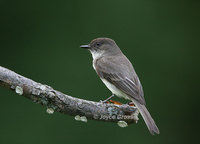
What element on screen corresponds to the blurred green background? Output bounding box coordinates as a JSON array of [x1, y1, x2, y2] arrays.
[[0, 0, 199, 144]]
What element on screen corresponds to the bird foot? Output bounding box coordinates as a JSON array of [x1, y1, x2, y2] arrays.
[[100, 94, 115, 103]]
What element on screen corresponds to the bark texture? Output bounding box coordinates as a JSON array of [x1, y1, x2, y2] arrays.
[[0, 66, 138, 125]]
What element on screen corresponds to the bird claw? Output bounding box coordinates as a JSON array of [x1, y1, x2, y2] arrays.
[[99, 94, 115, 103], [99, 100, 108, 103]]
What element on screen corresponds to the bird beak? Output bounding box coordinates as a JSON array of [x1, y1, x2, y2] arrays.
[[80, 45, 90, 49]]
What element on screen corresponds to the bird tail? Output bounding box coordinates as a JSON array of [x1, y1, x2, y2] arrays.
[[133, 101, 160, 135]]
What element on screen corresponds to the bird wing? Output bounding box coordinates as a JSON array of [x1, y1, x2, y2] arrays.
[[95, 56, 146, 105]]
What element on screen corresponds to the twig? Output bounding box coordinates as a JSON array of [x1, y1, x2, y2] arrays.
[[0, 66, 138, 126]]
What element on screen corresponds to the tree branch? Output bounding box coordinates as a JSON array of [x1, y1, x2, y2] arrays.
[[0, 66, 138, 126]]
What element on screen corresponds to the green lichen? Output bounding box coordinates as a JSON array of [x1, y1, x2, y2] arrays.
[[107, 106, 118, 116], [117, 121, 128, 128], [74, 115, 88, 123], [46, 108, 54, 114], [15, 86, 23, 95]]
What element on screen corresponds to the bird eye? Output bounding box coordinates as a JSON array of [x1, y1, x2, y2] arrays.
[[96, 42, 101, 47]]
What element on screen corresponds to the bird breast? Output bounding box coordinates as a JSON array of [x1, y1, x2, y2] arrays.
[[100, 78, 131, 100], [90, 50, 104, 70]]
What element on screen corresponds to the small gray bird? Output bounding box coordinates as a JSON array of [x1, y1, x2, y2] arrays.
[[80, 38, 159, 135]]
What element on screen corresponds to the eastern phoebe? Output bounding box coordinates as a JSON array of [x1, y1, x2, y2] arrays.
[[80, 38, 159, 135]]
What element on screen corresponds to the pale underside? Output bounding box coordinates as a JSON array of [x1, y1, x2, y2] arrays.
[[90, 50, 134, 101], [100, 78, 131, 100]]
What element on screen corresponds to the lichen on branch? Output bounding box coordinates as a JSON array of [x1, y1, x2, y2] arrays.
[[0, 66, 138, 126]]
